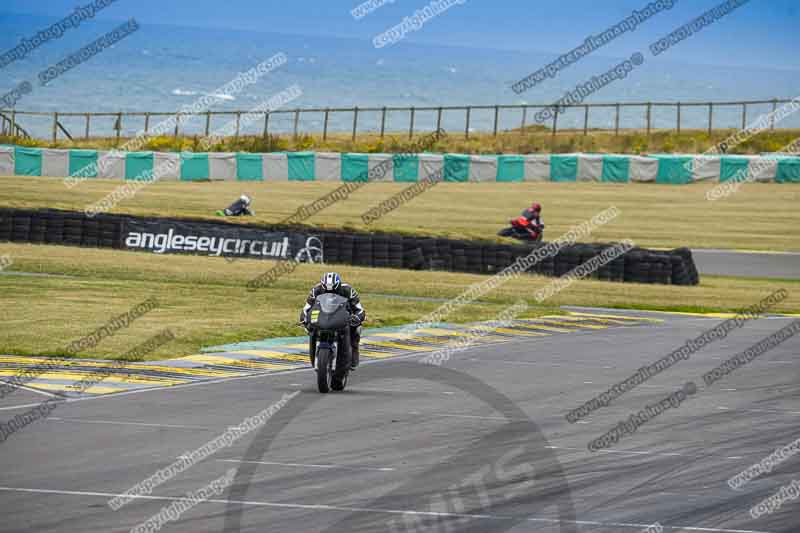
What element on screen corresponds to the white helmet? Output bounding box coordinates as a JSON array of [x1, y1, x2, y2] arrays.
[[240, 194, 251, 205], [321, 272, 341, 292]]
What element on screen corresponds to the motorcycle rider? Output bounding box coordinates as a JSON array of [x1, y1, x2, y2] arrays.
[[300, 272, 366, 370], [520, 202, 544, 239], [216, 194, 254, 216], [523, 202, 543, 225]]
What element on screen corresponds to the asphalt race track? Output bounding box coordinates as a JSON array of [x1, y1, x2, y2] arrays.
[[692, 250, 800, 279], [0, 310, 798, 533]]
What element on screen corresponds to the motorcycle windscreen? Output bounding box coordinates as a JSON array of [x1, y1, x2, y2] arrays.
[[311, 294, 350, 330]]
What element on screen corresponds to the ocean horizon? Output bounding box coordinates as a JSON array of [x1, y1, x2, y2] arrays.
[[2, 12, 799, 138]]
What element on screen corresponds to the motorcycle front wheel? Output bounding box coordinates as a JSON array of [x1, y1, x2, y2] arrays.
[[316, 347, 333, 393]]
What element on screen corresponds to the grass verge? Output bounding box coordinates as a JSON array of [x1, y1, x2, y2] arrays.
[[1, 177, 798, 251], [0, 243, 797, 360], [3, 128, 799, 155]]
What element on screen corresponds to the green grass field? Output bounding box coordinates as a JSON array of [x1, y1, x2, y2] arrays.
[[0, 242, 798, 360], [2, 176, 798, 251]]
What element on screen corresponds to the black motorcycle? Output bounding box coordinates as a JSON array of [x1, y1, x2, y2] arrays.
[[306, 293, 352, 393]]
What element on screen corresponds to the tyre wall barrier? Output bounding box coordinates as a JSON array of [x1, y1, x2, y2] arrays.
[[316, 230, 699, 286], [0, 208, 699, 286]]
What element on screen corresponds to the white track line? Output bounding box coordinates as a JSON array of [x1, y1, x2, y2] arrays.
[[0, 486, 773, 533], [409, 411, 510, 421], [47, 417, 212, 430], [217, 459, 395, 472]]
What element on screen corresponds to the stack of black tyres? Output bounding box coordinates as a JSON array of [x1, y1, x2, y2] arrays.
[[451, 242, 468, 272], [63, 214, 82, 246], [671, 247, 699, 285], [320, 233, 340, 264], [420, 238, 439, 270], [0, 211, 11, 242], [463, 241, 483, 273], [402, 236, 425, 270], [372, 235, 390, 268], [435, 239, 452, 271], [11, 212, 31, 243], [353, 234, 373, 267], [46, 213, 64, 245], [30, 214, 46, 244], [388, 236, 403, 269], [339, 234, 354, 265]]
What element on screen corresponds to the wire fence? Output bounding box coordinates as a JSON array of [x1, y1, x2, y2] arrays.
[[1, 98, 796, 144]]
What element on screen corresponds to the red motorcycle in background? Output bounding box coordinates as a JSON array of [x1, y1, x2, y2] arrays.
[[497, 215, 544, 242]]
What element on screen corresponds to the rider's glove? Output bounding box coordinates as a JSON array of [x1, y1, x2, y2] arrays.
[[350, 315, 362, 327]]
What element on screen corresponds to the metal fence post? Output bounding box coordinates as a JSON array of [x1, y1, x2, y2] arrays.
[[646, 103, 652, 136], [236, 111, 242, 140], [293, 110, 300, 140], [465, 107, 471, 139], [262, 112, 270, 139], [770, 98, 778, 130], [10, 111, 16, 138], [352, 107, 359, 142], [521, 106, 527, 132], [408, 106, 415, 139], [174, 113, 180, 138], [204, 111, 211, 136], [551, 107, 559, 142], [677, 103, 681, 135], [323, 108, 329, 141], [52, 112, 58, 143], [708, 103, 713, 136], [84, 114, 91, 140], [436, 107, 443, 133], [380, 107, 387, 138], [583, 105, 589, 136], [741, 103, 747, 130], [615, 104, 620, 136], [115, 112, 122, 144], [144, 112, 150, 135], [493, 105, 499, 137]]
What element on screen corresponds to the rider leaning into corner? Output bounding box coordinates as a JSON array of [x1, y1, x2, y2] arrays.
[[502, 201, 544, 240], [300, 272, 366, 370]]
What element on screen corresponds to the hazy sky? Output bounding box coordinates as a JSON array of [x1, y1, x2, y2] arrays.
[[2, 0, 798, 69]]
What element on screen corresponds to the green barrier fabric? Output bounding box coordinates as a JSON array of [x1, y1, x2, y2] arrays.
[[601, 155, 630, 183], [14, 147, 42, 176], [125, 152, 155, 180], [180, 153, 209, 181], [444, 154, 469, 182], [550, 155, 577, 182], [69, 150, 98, 178], [341, 153, 369, 182], [236, 153, 263, 181], [496, 155, 524, 182], [775, 158, 800, 183], [719, 157, 750, 182], [287, 152, 315, 181], [393, 154, 419, 182], [655, 156, 693, 184]]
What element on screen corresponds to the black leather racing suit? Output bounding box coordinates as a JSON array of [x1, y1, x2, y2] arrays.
[[301, 283, 366, 368]]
